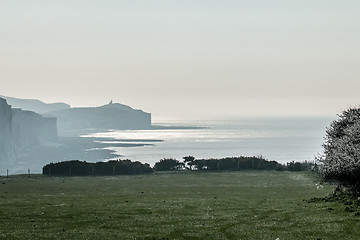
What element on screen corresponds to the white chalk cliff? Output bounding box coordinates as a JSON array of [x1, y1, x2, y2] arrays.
[[0, 97, 58, 169]]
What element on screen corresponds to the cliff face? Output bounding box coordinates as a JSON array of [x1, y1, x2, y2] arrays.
[[0, 97, 58, 169], [0, 98, 15, 166], [12, 109, 58, 148]]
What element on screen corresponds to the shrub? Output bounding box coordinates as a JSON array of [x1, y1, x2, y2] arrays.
[[154, 158, 184, 171], [319, 108, 360, 191]]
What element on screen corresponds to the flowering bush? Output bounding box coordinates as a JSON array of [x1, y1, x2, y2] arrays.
[[319, 108, 360, 191]]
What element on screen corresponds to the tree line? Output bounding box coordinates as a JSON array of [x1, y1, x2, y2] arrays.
[[42, 157, 315, 176], [154, 156, 316, 172], [42, 160, 153, 176]]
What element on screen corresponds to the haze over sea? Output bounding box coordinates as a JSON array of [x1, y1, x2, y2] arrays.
[[85, 116, 334, 166]]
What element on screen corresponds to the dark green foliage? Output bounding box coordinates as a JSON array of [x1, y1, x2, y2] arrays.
[[45, 156, 313, 177], [152, 156, 313, 172], [287, 160, 316, 171], [192, 156, 286, 171], [42, 159, 153, 176], [154, 158, 184, 171], [42, 160, 93, 176]]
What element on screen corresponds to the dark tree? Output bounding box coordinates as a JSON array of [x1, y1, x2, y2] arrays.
[[154, 158, 184, 171], [183, 156, 195, 170]]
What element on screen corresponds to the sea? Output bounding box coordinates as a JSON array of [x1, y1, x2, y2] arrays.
[[85, 116, 335, 166]]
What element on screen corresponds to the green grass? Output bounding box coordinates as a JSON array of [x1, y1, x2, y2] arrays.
[[0, 171, 359, 239]]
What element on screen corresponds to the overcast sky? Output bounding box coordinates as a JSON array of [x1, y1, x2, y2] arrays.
[[1, 0, 360, 120]]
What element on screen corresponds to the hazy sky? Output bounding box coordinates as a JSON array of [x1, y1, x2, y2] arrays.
[[1, 0, 360, 120]]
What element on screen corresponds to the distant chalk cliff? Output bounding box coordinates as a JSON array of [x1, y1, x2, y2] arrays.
[[12, 109, 58, 148], [0, 95, 70, 114], [0, 97, 58, 168], [0, 98, 16, 166], [47, 102, 151, 134], [0, 96, 152, 172]]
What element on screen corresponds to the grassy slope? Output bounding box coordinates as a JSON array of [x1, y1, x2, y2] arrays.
[[0, 171, 358, 240]]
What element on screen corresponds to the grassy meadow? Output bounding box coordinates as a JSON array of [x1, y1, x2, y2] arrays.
[[0, 171, 359, 239]]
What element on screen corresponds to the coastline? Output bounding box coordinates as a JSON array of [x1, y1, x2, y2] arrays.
[[10, 124, 200, 174], [12, 136, 153, 174]]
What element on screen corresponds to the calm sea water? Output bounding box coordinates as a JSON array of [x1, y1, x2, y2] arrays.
[[86, 117, 334, 166]]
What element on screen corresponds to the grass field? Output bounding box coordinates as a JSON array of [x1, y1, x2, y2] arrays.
[[0, 171, 359, 240]]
